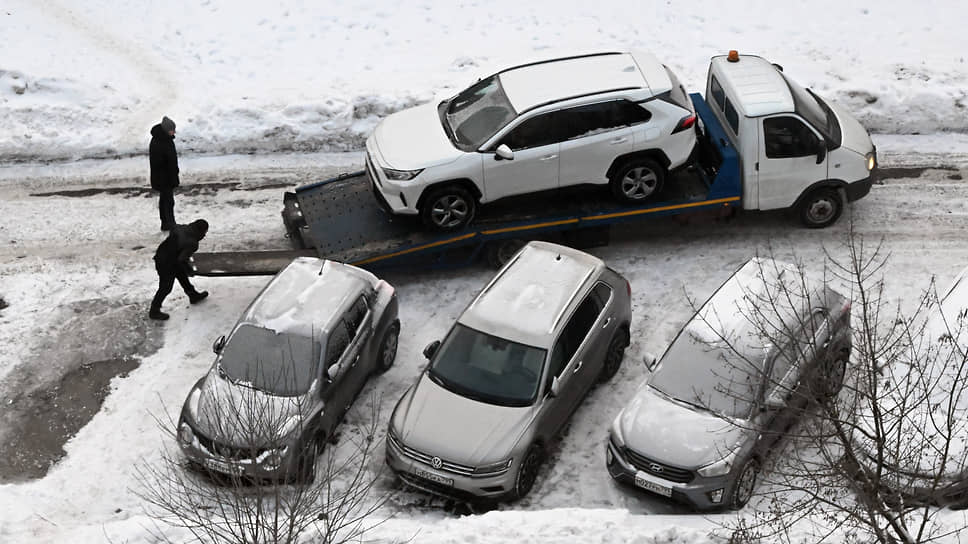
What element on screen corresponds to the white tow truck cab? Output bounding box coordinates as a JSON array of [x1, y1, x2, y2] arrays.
[[706, 51, 876, 227]]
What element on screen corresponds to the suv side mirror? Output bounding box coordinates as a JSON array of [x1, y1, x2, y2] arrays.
[[815, 141, 827, 164], [763, 389, 786, 410], [423, 340, 441, 360], [494, 144, 514, 161], [548, 376, 561, 398], [212, 335, 226, 354], [642, 352, 658, 370]]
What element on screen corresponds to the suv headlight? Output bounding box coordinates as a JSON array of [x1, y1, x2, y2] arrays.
[[697, 448, 740, 478], [473, 458, 513, 475], [383, 167, 423, 181], [257, 446, 288, 470], [865, 151, 876, 172], [178, 422, 194, 445]]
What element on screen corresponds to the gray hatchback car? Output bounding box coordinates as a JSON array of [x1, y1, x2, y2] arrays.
[[607, 258, 851, 510], [177, 257, 399, 483], [386, 241, 632, 502]]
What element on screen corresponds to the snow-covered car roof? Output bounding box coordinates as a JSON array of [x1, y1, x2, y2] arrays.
[[687, 257, 835, 357], [709, 54, 795, 117], [498, 51, 670, 113], [459, 241, 605, 348], [239, 257, 376, 338]]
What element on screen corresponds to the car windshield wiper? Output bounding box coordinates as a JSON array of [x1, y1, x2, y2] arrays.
[[650, 384, 706, 412]]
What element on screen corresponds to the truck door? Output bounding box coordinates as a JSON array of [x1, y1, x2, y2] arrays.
[[482, 111, 560, 202], [557, 101, 636, 186], [755, 115, 828, 210]]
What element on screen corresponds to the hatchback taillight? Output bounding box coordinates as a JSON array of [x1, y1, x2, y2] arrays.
[[672, 114, 697, 134]]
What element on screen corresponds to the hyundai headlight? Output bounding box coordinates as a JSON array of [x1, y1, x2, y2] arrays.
[[383, 167, 423, 181], [697, 448, 740, 478], [473, 458, 513, 475], [257, 447, 288, 470], [178, 422, 194, 445]]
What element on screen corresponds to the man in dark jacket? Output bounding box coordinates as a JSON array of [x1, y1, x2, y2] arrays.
[[149, 116, 180, 231], [149, 219, 210, 321]]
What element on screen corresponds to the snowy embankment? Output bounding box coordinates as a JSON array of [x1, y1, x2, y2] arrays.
[[2, 0, 967, 162]]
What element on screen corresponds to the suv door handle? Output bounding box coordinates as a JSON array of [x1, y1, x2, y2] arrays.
[[602, 317, 612, 329], [539, 154, 558, 161], [609, 137, 628, 144], [573, 360, 583, 373]]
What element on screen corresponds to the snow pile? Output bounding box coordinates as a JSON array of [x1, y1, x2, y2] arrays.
[[2, 0, 967, 162]]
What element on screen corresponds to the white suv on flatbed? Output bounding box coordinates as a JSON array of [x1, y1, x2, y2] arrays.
[[365, 51, 698, 230]]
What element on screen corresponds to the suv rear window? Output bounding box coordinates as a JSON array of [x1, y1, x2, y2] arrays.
[[556, 100, 650, 141]]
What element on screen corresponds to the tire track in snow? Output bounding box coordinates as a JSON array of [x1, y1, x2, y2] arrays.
[[16, 0, 180, 149]]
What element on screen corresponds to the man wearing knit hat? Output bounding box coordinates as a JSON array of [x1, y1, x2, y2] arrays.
[[149, 115, 180, 231]]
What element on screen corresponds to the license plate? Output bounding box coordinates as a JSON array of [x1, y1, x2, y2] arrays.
[[204, 458, 243, 475], [634, 471, 672, 497], [413, 467, 454, 487]]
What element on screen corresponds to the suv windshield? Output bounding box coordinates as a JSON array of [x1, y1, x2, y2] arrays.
[[648, 331, 762, 419], [427, 324, 546, 407], [442, 75, 517, 151], [220, 324, 320, 397], [781, 72, 841, 146]]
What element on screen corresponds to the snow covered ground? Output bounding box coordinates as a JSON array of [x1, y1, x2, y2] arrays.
[[2, 1, 968, 543], [2, 0, 968, 162]]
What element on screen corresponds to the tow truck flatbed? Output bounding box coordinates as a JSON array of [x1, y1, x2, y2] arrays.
[[193, 94, 740, 276]]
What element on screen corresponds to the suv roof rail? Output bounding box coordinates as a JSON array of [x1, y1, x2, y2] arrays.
[[496, 51, 625, 77], [519, 86, 643, 115]]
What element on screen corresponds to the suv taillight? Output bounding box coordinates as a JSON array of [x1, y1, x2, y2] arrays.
[[626, 279, 632, 298], [672, 113, 696, 134]]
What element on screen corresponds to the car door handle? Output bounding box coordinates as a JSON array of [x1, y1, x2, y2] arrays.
[[573, 360, 583, 373], [602, 317, 612, 329], [539, 154, 558, 161], [609, 137, 628, 144]]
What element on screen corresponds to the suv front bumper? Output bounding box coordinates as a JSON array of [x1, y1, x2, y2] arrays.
[[606, 437, 735, 511]]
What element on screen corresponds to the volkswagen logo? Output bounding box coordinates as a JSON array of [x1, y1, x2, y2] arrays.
[[649, 463, 664, 473], [431, 456, 443, 470]]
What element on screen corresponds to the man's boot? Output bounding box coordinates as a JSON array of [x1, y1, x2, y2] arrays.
[[149, 308, 170, 320], [189, 291, 209, 304]]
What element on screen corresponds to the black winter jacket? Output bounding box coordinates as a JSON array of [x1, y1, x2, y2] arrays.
[[149, 124, 180, 191], [154, 223, 203, 270]]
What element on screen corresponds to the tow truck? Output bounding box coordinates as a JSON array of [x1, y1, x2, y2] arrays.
[[192, 52, 876, 277]]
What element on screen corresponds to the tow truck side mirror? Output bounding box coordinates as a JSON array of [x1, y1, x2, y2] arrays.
[[494, 144, 514, 161], [816, 141, 827, 164], [212, 335, 226, 354], [423, 340, 441, 360]]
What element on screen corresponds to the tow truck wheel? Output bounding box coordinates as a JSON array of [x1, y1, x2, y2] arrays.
[[610, 158, 665, 203], [485, 239, 526, 268], [798, 188, 843, 228], [421, 185, 476, 231]]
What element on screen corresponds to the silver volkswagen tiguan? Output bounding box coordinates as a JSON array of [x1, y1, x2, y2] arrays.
[[386, 241, 632, 501]]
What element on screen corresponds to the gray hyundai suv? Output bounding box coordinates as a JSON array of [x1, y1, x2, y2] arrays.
[[386, 241, 632, 501], [606, 258, 851, 510]]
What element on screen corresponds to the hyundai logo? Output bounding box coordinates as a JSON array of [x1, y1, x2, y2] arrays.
[[431, 456, 443, 470], [649, 463, 664, 473]]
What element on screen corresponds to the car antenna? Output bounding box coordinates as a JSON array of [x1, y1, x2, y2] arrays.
[[318, 259, 326, 276]]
